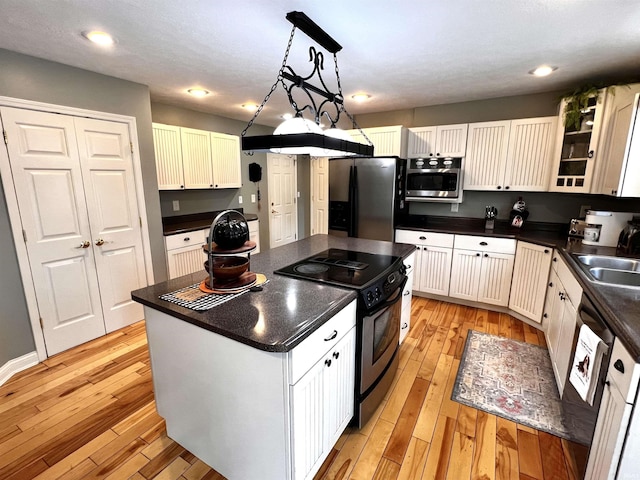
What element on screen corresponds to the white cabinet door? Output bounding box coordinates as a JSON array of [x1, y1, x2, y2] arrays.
[[348, 126, 406, 157], [509, 242, 553, 323], [152, 123, 184, 190], [449, 249, 482, 301], [464, 120, 511, 190], [595, 85, 640, 197], [248, 220, 260, 254], [554, 297, 578, 394], [400, 252, 415, 344], [165, 229, 207, 279], [504, 117, 557, 191], [419, 245, 453, 296], [290, 327, 355, 480], [75, 117, 146, 333], [181, 127, 213, 189], [435, 124, 468, 157], [477, 252, 514, 307], [544, 269, 561, 356], [585, 380, 633, 480], [210, 132, 241, 188], [407, 126, 437, 157]]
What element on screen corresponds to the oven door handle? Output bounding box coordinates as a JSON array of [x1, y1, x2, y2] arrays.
[[366, 276, 408, 316]]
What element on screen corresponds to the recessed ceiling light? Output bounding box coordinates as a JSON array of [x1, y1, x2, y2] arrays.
[[82, 30, 115, 46], [529, 65, 557, 77], [241, 104, 259, 111], [351, 93, 371, 102], [187, 88, 210, 98]]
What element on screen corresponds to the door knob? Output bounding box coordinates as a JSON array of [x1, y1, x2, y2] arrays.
[[76, 241, 90, 249], [95, 238, 105, 246]]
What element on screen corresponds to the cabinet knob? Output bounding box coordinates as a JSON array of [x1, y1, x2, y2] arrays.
[[95, 238, 105, 246], [588, 150, 594, 158], [484, 253, 489, 257], [333, 351, 340, 359], [180, 185, 184, 189], [325, 359, 332, 367], [544, 249, 550, 254], [505, 186, 510, 190], [76, 241, 91, 249], [476, 253, 481, 257], [614, 359, 625, 373], [210, 184, 213, 187], [605, 380, 610, 388], [549, 282, 554, 287], [419, 236, 427, 240], [402, 322, 408, 329], [543, 313, 548, 318], [497, 186, 502, 190], [553, 257, 557, 262], [423, 247, 428, 251], [404, 290, 410, 296]]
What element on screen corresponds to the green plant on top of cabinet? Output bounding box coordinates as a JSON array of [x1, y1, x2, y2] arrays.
[[549, 89, 606, 193], [152, 122, 242, 190], [592, 83, 640, 197], [464, 116, 557, 191], [407, 124, 468, 158], [347, 125, 407, 157]]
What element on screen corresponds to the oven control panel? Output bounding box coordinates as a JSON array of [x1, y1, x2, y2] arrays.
[[360, 266, 406, 310]]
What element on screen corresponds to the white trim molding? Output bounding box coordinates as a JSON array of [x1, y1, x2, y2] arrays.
[[0, 352, 39, 387]]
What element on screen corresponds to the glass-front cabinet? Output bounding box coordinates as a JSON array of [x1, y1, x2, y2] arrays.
[[549, 89, 607, 193]]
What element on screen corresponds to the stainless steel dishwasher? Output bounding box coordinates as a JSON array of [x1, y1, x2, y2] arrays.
[[561, 293, 615, 446]]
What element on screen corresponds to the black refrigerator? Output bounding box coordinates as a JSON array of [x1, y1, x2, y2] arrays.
[[328, 157, 407, 242]]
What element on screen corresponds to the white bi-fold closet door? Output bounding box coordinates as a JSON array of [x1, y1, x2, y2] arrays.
[[1, 106, 146, 356]]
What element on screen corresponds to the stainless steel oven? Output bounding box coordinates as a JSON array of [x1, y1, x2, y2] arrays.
[[405, 157, 463, 202]]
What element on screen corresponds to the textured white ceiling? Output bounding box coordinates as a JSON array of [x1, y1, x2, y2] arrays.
[[1, 0, 639, 127]]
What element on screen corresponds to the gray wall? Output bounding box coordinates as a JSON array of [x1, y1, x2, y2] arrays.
[[151, 103, 273, 250], [0, 49, 164, 364]]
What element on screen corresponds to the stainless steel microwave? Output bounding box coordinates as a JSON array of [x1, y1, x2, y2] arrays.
[[405, 157, 464, 203]]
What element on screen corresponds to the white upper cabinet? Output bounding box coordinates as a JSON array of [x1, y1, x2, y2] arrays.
[[464, 117, 556, 191], [348, 125, 407, 157], [548, 89, 607, 193], [153, 123, 185, 190], [153, 123, 242, 190], [464, 120, 511, 190], [181, 127, 213, 189], [407, 124, 468, 158], [210, 132, 242, 188], [593, 84, 640, 197]]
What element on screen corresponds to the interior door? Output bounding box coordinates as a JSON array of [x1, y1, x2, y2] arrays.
[[0, 107, 106, 355], [75, 117, 146, 332], [268, 154, 297, 249], [310, 156, 329, 235]]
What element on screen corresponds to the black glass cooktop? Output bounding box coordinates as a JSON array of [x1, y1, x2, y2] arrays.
[[274, 248, 400, 289]]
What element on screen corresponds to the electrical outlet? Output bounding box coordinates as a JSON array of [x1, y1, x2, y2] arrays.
[[451, 203, 459, 213], [238, 195, 243, 204], [172, 200, 180, 211], [579, 205, 591, 218], [251, 194, 256, 203]]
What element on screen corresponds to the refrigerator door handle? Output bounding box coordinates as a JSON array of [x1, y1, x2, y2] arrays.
[[350, 165, 358, 237]]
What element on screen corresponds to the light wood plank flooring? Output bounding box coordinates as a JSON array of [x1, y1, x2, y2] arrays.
[[0, 297, 588, 480]]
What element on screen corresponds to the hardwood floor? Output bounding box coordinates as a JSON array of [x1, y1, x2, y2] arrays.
[[0, 297, 588, 480]]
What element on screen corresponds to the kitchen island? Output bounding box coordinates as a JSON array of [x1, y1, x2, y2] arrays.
[[131, 235, 414, 480]]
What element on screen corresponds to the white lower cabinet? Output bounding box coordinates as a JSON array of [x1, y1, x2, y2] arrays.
[[248, 219, 261, 254], [586, 338, 640, 479], [544, 254, 582, 393], [508, 242, 553, 323], [165, 229, 208, 279], [449, 236, 516, 307], [290, 326, 355, 480], [399, 251, 416, 344]]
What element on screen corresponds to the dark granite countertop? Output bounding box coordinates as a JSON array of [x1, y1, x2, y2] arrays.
[[397, 215, 640, 360], [132, 235, 415, 352], [163, 210, 259, 236]]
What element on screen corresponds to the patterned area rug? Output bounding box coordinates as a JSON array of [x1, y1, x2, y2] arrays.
[[452, 330, 579, 443]]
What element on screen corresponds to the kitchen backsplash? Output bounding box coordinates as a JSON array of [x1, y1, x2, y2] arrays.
[[408, 191, 640, 223]]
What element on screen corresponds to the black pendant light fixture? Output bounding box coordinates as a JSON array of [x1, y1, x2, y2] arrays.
[[241, 11, 374, 157]]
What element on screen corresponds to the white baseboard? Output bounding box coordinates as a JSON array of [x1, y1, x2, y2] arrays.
[[0, 351, 39, 387]]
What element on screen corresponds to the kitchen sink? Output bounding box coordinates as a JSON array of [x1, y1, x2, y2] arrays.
[[571, 254, 640, 287]]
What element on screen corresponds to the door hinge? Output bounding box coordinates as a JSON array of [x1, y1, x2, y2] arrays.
[[3, 130, 7, 145], [39, 317, 44, 329], [22, 229, 27, 243], [139, 217, 142, 227], [130, 142, 133, 154]]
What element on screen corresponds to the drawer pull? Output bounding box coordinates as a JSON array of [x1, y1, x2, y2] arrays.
[[324, 330, 338, 341], [404, 290, 410, 296], [479, 241, 488, 246], [544, 249, 550, 254], [184, 237, 190, 242], [419, 236, 426, 240], [614, 359, 625, 374]]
